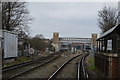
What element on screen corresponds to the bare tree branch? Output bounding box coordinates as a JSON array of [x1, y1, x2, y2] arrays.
[[98, 6, 118, 33], [2, 2, 32, 36]]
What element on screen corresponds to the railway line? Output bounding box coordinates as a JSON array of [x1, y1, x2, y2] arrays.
[[14, 51, 81, 79], [2, 51, 63, 80], [3, 52, 58, 72], [48, 52, 89, 80], [78, 52, 89, 79], [2, 51, 89, 80]]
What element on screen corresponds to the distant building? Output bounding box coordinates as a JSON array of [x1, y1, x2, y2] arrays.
[[52, 32, 97, 52]]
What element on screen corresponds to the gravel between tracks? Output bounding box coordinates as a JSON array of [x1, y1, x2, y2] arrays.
[[16, 51, 81, 79], [3, 52, 59, 79], [56, 55, 82, 78]]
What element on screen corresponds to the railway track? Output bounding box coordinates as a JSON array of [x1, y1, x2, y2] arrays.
[[3, 52, 57, 72], [78, 52, 89, 79], [2, 51, 63, 80], [48, 52, 89, 80]]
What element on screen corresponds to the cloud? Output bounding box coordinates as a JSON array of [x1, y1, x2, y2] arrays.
[[27, 2, 117, 38]]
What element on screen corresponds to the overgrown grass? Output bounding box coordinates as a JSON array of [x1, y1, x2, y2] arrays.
[[88, 57, 95, 70], [5, 56, 32, 67], [87, 56, 104, 78], [4, 52, 52, 67]]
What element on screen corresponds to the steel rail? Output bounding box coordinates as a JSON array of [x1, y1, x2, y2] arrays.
[[78, 52, 89, 80], [2, 51, 59, 72], [82, 53, 89, 78], [77, 55, 83, 79], [3, 57, 45, 72], [48, 54, 82, 80], [3, 51, 63, 80]]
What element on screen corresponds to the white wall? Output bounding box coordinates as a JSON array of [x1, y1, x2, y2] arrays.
[[3, 31, 18, 58], [52, 43, 60, 52]]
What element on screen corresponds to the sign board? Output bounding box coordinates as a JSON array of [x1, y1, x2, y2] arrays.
[[107, 40, 112, 50], [29, 48, 34, 54]]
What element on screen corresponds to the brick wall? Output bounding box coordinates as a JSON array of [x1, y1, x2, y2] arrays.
[[95, 53, 118, 78]]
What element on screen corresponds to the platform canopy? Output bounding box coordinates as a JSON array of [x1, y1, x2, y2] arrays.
[[97, 24, 120, 41]]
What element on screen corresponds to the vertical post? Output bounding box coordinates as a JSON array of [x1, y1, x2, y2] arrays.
[[99, 40, 100, 52], [101, 39, 103, 52], [117, 34, 120, 79], [102, 38, 105, 52], [117, 1, 120, 77], [97, 41, 98, 51], [97, 41, 99, 52], [0, 1, 2, 79], [104, 39, 107, 53]]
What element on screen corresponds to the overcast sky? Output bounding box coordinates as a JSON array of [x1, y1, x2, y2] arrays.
[[27, 2, 117, 39]]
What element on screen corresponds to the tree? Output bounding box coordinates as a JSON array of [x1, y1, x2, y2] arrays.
[[27, 34, 50, 51], [98, 6, 119, 33], [2, 2, 32, 35], [34, 34, 44, 39]]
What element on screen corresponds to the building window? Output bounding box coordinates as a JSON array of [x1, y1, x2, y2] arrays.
[[107, 39, 112, 53]]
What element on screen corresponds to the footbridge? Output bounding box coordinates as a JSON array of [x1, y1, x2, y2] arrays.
[[52, 33, 97, 52]]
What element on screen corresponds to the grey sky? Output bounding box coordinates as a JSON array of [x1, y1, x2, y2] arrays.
[[27, 2, 117, 39]]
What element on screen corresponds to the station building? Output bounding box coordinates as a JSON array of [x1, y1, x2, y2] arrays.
[[52, 32, 97, 52], [95, 24, 120, 78]]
